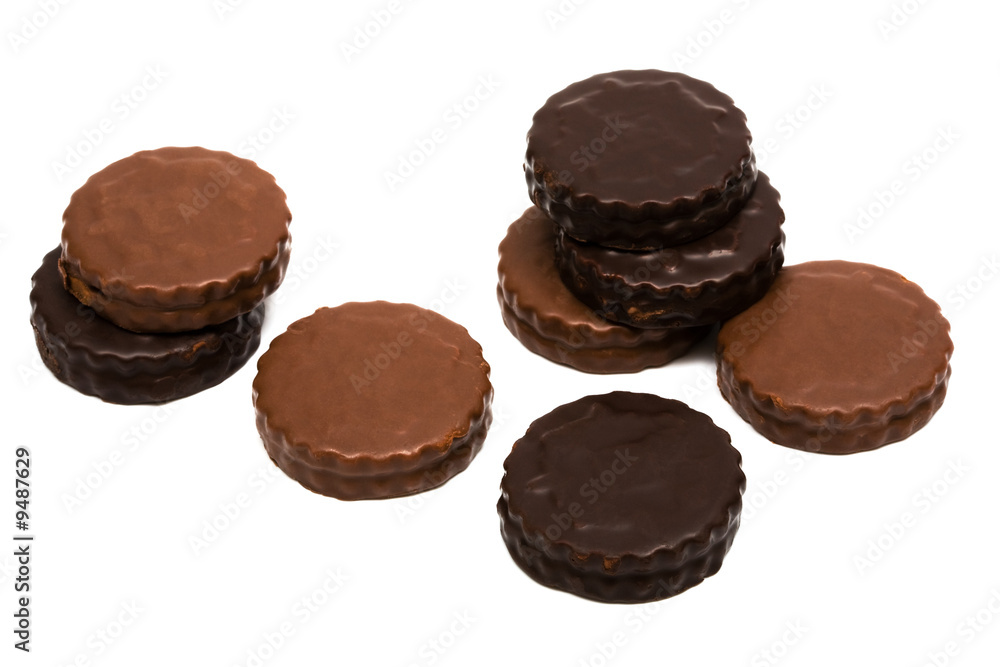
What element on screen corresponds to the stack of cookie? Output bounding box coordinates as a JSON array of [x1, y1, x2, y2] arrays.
[[30, 147, 292, 404], [497, 70, 786, 373]]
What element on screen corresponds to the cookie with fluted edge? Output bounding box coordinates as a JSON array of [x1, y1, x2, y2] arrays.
[[31, 247, 263, 405], [60, 146, 291, 333], [716, 260, 953, 454], [499, 392, 745, 603], [526, 70, 756, 250], [253, 301, 492, 500]]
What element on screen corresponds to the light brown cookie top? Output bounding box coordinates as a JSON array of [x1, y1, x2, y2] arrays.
[[61, 146, 291, 310]]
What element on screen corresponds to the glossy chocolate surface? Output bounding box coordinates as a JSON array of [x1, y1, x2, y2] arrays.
[[717, 261, 953, 454], [526, 70, 756, 249], [60, 146, 291, 332], [497, 207, 708, 373], [499, 392, 744, 603], [557, 173, 785, 328], [253, 302, 493, 500], [30, 247, 263, 404]]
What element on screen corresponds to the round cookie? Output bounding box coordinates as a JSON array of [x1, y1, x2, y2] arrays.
[[60, 146, 291, 333], [716, 261, 953, 454], [31, 247, 263, 405], [498, 392, 745, 603], [556, 173, 785, 328], [253, 302, 493, 500], [497, 207, 709, 374], [526, 70, 756, 250]]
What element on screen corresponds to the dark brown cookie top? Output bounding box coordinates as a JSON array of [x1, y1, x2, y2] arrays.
[[718, 261, 953, 418], [253, 302, 492, 469], [526, 70, 753, 226], [61, 146, 291, 309], [501, 392, 744, 564]]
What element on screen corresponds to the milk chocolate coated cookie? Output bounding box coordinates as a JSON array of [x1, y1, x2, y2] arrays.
[[60, 147, 291, 333], [717, 261, 953, 454], [526, 70, 756, 250], [556, 173, 785, 328], [497, 207, 709, 374], [498, 392, 745, 603], [253, 302, 493, 500], [31, 248, 262, 404]]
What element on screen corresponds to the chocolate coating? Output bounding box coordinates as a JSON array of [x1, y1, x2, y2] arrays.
[[557, 173, 785, 328], [30, 247, 263, 405], [60, 146, 292, 332], [717, 261, 953, 454], [526, 70, 756, 250], [497, 207, 709, 373], [498, 392, 745, 603], [253, 302, 493, 500]]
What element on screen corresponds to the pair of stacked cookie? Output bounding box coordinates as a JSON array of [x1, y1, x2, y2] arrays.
[[498, 70, 785, 373], [30, 147, 292, 404]]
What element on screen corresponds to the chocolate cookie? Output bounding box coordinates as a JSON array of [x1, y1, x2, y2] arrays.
[[253, 302, 493, 500], [717, 261, 953, 454], [497, 207, 709, 374], [31, 247, 262, 405], [498, 392, 745, 603], [556, 173, 785, 328], [526, 70, 756, 250], [60, 146, 291, 333]]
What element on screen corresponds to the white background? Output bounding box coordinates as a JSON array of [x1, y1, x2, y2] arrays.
[[2, 0, 999, 665]]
